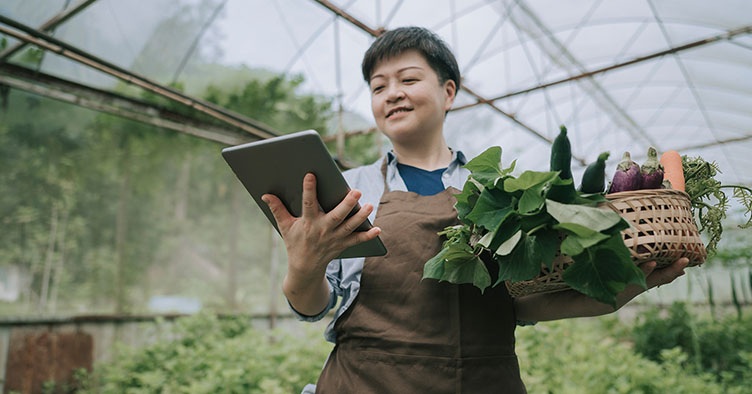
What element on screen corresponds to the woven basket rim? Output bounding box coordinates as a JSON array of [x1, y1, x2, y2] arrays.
[[606, 188, 690, 200]]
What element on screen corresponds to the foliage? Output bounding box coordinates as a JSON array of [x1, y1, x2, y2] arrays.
[[518, 316, 750, 394], [50, 311, 750, 393], [631, 302, 752, 385], [75, 313, 332, 393], [203, 73, 331, 133]]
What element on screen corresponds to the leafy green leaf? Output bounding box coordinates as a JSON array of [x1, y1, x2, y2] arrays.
[[466, 187, 515, 231], [443, 254, 491, 291], [454, 178, 481, 221], [486, 215, 522, 252], [496, 232, 550, 283], [504, 170, 559, 192], [464, 146, 503, 186], [530, 228, 560, 271], [562, 236, 646, 307], [546, 199, 624, 232], [423, 247, 449, 279], [422, 243, 491, 291], [518, 187, 546, 215], [555, 222, 610, 256], [495, 230, 521, 256]]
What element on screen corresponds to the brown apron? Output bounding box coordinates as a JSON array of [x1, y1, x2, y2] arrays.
[[316, 162, 526, 394]]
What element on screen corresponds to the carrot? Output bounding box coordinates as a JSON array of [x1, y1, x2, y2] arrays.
[[660, 150, 685, 191]]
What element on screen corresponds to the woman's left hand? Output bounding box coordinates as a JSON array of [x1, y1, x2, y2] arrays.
[[639, 257, 689, 289]]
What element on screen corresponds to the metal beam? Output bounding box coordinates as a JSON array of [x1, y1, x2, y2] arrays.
[[0, 14, 280, 140], [0, 0, 99, 62], [462, 85, 587, 165], [680, 134, 752, 151], [453, 25, 752, 111], [312, 0, 386, 37], [0, 63, 251, 146]]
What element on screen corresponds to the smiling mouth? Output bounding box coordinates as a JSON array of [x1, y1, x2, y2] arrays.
[[386, 107, 412, 118]]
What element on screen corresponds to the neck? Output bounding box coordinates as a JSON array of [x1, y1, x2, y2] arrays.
[[392, 141, 452, 171]]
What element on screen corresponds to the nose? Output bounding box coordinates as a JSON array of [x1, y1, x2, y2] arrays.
[[385, 83, 405, 102]]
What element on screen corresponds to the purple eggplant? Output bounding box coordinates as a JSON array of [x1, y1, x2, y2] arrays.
[[608, 151, 642, 193], [640, 146, 664, 189]]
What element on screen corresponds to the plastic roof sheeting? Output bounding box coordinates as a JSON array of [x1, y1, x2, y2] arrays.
[[1, 0, 751, 187]]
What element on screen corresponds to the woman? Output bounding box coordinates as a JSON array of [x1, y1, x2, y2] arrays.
[[262, 26, 688, 394]]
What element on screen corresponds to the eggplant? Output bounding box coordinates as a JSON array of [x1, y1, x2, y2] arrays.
[[608, 151, 642, 193], [640, 146, 664, 189]]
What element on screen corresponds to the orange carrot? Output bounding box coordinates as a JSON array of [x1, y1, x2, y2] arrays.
[[660, 150, 685, 191]]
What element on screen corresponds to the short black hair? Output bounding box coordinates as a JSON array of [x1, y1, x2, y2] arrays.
[[362, 26, 461, 92]]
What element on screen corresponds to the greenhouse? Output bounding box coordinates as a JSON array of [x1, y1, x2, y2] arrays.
[[1, 0, 751, 392]]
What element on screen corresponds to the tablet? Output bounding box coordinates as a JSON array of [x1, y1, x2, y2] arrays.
[[221, 129, 387, 259]]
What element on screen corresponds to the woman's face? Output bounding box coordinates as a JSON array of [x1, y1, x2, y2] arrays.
[[369, 50, 456, 147]]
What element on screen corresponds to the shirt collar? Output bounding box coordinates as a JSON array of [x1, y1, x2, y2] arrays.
[[385, 148, 466, 166], [384, 148, 466, 192]]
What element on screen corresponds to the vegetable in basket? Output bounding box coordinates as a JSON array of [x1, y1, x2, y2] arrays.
[[579, 152, 610, 194], [660, 150, 685, 191], [550, 125, 572, 180], [608, 151, 641, 193], [639, 147, 664, 189]]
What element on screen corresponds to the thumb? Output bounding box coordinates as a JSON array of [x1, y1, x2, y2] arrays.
[[262, 194, 293, 228]]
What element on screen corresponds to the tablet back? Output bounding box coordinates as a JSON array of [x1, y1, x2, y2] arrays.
[[221, 130, 386, 259]]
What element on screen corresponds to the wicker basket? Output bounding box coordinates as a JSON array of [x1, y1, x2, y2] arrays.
[[506, 189, 707, 298]]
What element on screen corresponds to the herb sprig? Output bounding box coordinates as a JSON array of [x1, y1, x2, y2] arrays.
[[682, 156, 752, 254]]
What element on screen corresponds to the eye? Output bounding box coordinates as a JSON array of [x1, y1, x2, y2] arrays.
[[403, 78, 418, 84], [371, 85, 384, 94]]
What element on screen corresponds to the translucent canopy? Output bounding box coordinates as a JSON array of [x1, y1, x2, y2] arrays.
[[2, 0, 751, 186]]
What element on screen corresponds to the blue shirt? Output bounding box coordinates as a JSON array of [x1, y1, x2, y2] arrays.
[[397, 163, 447, 196], [289, 149, 470, 343]]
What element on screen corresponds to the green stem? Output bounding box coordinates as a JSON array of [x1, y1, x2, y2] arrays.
[[719, 185, 752, 193]]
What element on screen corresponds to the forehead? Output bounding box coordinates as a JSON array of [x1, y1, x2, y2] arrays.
[[370, 50, 434, 79]]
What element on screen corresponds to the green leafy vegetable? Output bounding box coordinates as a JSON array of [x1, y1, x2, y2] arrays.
[[422, 146, 644, 307]]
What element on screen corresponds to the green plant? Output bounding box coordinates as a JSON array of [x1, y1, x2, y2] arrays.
[[76, 313, 332, 393], [631, 302, 752, 385], [68, 312, 752, 393], [517, 317, 748, 393]]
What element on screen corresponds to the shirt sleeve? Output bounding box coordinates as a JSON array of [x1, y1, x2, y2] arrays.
[[287, 279, 337, 322]]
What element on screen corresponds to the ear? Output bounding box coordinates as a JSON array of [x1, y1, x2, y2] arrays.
[[443, 79, 457, 111]]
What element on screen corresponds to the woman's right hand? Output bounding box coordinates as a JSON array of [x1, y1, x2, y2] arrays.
[[262, 173, 380, 314]]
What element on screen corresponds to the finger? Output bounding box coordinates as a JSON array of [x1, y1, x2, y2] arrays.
[[262, 193, 293, 229], [326, 189, 363, 227], [338, 202, 374, 235], [353, 227, 381, 245], [639, 261, 657, 277], [344, 226, 382, 248], [300, 173, 320, 220], [647, 258, 688, 288]]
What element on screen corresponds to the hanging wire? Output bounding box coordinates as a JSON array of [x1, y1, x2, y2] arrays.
[[334, 17, 345, 158], [381, 0, 404, 27], [645, 0, 735, 170], [172, 0, 228, 84]]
